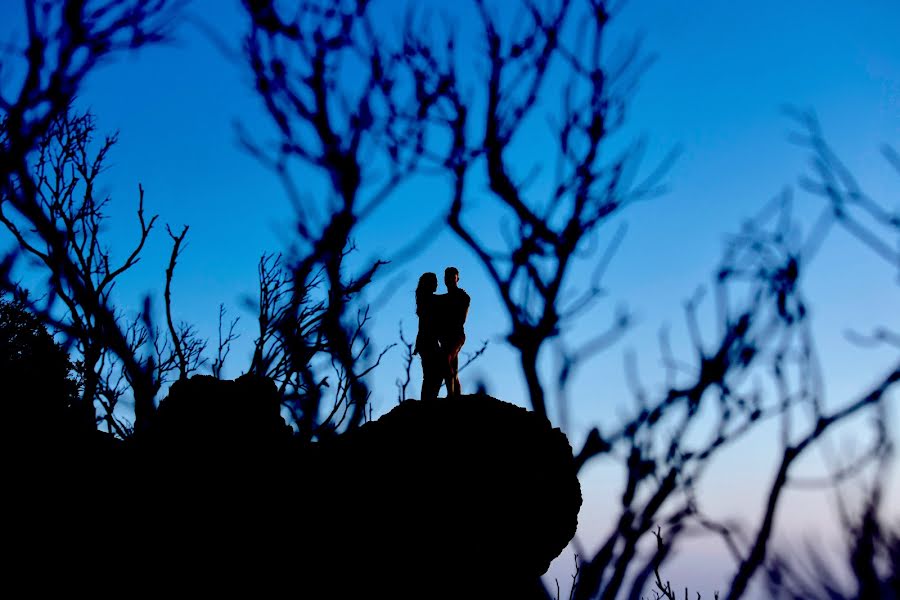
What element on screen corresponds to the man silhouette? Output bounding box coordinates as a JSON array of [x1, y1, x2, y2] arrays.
[[439, 266, 470, 396]]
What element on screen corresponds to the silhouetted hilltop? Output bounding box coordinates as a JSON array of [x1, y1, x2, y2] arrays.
[[9, 377, 581, 597], [316, 394, 582, 597]]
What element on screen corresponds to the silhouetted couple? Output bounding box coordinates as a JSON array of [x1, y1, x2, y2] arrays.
[[414, 267, 471, 400]]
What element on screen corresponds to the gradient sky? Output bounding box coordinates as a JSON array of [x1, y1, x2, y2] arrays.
[[2, 1, 899, 596]]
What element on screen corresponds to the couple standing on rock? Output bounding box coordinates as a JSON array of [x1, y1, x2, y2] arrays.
[[414, 266, 470, 400]]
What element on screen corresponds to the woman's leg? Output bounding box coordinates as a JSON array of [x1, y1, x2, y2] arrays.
[[420, 356, 431, 399], [439, 345, 454, 396], [421, 353, 442, 400], [445, 335, 465, 396]]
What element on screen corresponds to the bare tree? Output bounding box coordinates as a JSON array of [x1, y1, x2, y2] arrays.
[[163, 224, 208, 380], [0, 0, 175, 432], [0, 104, 214, 434], [212, 303, 240, 380], [0, 111, 155, 429], [395, 322, 415, 403], [396, 1, 898, 598], [400, 0, 667, 420], [751, 111, 900, 600], [764, 476, 899, 599], [247, 248, 397, 438], [240, 0, 443, 435], [246, 252, 331, 438]]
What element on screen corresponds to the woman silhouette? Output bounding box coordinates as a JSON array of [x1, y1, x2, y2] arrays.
[[413, 272, 443, 400]]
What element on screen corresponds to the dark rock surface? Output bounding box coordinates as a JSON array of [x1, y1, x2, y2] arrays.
[[318, 394, 582, 597], [149, 374, 295, 450], [9, 376, 582, 598]]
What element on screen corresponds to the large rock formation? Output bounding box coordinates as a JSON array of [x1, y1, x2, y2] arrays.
[[9, 376, 582, 598], [313, 394, 582, 597]]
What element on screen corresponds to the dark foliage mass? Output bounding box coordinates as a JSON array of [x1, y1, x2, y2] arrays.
[[0, 298, 82, 437]]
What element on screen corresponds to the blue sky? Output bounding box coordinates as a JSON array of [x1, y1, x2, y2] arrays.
[[2, 0, 899, 596]]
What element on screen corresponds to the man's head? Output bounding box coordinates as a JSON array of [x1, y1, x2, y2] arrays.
[[444, 266, 460, 290]]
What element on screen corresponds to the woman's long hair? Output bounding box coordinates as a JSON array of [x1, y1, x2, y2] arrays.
[[416, 272, 438, 316]]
